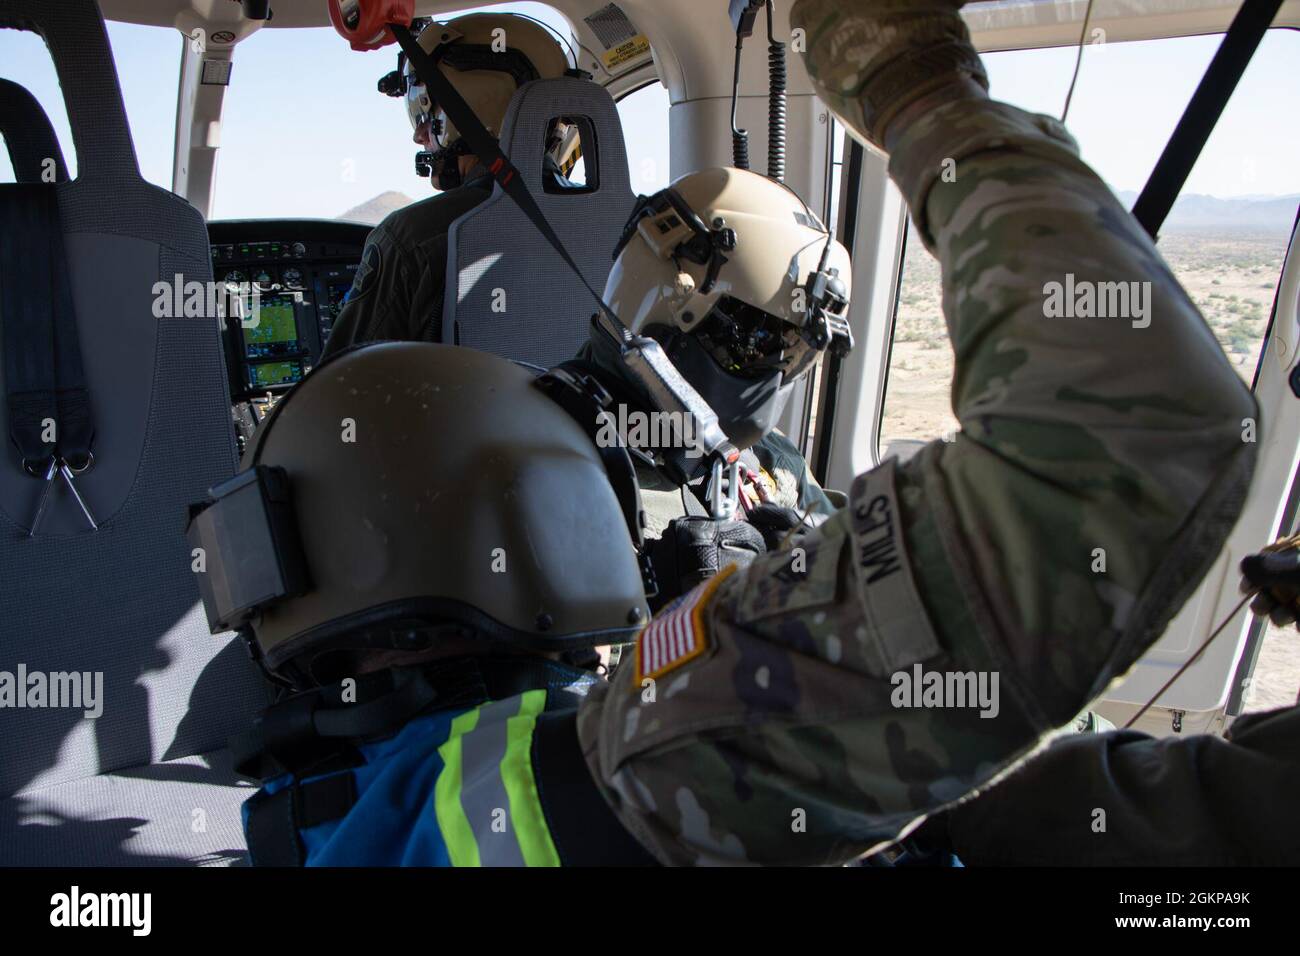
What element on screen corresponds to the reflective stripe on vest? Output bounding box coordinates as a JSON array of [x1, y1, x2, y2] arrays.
[[434, 689, 561, 866]]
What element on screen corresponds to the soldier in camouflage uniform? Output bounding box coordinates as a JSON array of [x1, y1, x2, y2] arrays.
[[207, 0, 1256, 866], [574, 0, 1259, 864]]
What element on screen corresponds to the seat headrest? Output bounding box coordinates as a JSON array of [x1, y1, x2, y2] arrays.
[[0, 78, 69, 182], [497, 76, 632, 197]]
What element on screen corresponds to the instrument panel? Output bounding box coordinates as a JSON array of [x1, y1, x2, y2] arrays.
[[208, 220, 372, 400]]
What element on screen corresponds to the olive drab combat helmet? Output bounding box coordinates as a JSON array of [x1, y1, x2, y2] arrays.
[[380, 13, 573, 189], [605, 167, 854, 450], [186, 343, 649, 689]]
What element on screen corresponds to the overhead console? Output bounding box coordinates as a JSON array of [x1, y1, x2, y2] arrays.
[[207, 219, 371, 400]]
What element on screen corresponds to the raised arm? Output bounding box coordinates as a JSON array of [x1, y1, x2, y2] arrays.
[[576, 0, 1258, 865]]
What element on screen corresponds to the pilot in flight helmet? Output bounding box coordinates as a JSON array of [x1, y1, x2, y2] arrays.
[[186, 342, 649, 690], [604, 167, 854, 451], [379, 13, 572, 189]]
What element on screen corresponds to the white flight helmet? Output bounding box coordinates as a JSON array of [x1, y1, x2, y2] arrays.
[[396, 13, 571, 189], [606, 167, 853, 449]]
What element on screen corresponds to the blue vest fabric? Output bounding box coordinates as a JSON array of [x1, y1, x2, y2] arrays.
[[248, 705, 467, 866], [238, 660, 657, 867]]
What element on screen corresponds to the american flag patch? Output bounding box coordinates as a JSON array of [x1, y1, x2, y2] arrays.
[[634, 565, 736, 684]]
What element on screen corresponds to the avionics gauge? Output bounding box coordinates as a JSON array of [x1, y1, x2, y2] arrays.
[[281, 267, 304, 289]]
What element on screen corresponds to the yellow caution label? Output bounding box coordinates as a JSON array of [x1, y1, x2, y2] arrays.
[[601, 34, 650, 71]]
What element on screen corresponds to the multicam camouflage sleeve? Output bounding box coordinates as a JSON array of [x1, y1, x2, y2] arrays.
[[576, 8, 1259, 865]]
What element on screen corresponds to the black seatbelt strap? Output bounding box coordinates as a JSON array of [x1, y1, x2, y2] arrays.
[[244, 772, 357, 866], [390, 24, 626, 338], [230, 667, 442, 779], [1131, 0, 1283, 239], [0, 184, 97, 533]]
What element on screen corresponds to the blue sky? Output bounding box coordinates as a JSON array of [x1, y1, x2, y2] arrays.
[[2, 10, 1296, 218]]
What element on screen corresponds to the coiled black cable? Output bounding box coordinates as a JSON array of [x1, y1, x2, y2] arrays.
[[766, 0, 787, 181], [732, 128, 751, 171], [730, 32, 750, 170]]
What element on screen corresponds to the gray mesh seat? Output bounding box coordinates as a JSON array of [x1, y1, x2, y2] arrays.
[[0, 0, 269, 865], [444, 76, 636, 368]]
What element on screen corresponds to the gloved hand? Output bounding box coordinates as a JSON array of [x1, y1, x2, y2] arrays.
[[1239, 533, 1300, 628], [791, 0, 987, 149], [648, 516, 766, 612], [746, 503, 812, 552]]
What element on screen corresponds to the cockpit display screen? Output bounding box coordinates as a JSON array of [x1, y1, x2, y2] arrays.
[[243, 294, 302, 360], [247, 360, 305, 389]]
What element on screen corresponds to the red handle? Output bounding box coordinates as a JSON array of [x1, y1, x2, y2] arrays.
[[326, 0, 414, 51]]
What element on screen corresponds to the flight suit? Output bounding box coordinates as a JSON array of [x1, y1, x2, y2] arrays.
[[574, 93, 1260, 864], [321, 163, 492, 360]]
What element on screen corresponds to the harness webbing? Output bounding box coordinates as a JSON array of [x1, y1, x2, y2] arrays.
[[0, 185, 95, 474]]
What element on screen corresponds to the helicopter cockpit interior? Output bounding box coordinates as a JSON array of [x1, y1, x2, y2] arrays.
[[0, 0, 1296, 882]]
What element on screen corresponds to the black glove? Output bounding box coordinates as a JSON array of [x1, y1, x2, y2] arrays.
[[745, 503, 814, 551], [647, 516, 766, 612], [1240, 534, 1300, 628]]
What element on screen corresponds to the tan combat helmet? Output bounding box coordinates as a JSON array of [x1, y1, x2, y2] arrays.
[[605, 167, 854, 449], [401, 13, 571, 187], [187, 343, 649, 688]]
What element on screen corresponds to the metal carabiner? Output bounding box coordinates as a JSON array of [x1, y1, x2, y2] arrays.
[[26, 458, 60, 538], [25, 456, 98, 536], [57, 461, 99, 531], [707, 455, 742, 521]]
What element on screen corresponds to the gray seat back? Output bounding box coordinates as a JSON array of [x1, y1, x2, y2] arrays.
[[0, 0, 268, 803], [444, 76, 635, 368], [0, 78, 69, 182]]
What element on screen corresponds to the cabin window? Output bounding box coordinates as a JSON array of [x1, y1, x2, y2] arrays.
[[877, 29, 1300, 463], [543, 115, 596, 192], [826, 119, 847, 234], [106, 22, 182, 191], [0, 23, 180, 188], [616, 80, 670, 194], [209, 4, 575, 222]]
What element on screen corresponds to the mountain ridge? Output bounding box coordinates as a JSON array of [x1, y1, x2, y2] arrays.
[[337, 190, 418, 225]]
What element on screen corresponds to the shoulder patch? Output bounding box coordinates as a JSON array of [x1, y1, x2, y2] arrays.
[[634, 565, 735, 685], [349, 241, 382, 302]]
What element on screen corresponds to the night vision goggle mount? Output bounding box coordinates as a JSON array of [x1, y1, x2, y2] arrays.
[[186, 465, 311, 636], [378, 36, 542, 101], [613, 188, 737, 296]]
